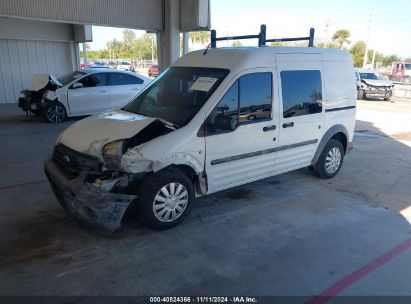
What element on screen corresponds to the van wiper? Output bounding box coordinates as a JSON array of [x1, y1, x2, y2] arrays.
[[157, 118, 180, 130]]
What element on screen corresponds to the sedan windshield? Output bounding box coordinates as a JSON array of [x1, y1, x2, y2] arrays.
[[123, 67, 229, 127], [360, 72, 378, 80], [58, 71, 86, 86]]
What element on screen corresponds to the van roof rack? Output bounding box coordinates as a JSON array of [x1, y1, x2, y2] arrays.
[[210, 24, 315, 48]]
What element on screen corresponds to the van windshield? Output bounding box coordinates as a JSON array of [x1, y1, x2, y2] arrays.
[[123, 67, 229, 127]]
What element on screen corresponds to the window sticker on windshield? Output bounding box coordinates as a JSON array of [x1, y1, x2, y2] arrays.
[[73, 74, 83, 79], [190, 77, 218, 92]]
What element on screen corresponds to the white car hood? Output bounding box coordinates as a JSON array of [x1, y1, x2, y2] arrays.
[[58, 110, 156, 157], [363, 79, 392, 87]]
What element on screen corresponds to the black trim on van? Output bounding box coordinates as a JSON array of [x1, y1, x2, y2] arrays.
[[325, 106, 356, 113], [210, 139, 318, 165]]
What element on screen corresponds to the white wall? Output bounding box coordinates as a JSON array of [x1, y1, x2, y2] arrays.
[[0, 39, 76, 103], [0, 0, 163, 31]]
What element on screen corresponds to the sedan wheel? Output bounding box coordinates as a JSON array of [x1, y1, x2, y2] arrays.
[[43, 102, 67, 123]]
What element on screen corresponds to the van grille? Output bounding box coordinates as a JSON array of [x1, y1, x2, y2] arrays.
[[53, 144, 102, 180]]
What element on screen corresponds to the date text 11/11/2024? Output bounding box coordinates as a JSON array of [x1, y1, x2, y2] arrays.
[[149, 296, 258, 303]]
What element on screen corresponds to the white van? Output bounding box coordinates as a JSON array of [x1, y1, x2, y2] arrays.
[[45, 45, 356, 232]]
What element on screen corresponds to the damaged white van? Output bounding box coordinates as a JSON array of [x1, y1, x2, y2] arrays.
[[45, 30, 356, 232]]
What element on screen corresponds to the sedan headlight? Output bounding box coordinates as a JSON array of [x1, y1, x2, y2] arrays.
[[102, 140, 124, 163]]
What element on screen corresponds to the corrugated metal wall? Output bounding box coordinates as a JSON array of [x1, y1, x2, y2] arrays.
[[0, 0, 163, 31], [0, 39, 75, 103]]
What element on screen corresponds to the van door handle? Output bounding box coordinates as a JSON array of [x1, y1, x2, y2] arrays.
[[263, 125, 276, 132], [99, 90, 108, 93], [282, 122, 294, 128]]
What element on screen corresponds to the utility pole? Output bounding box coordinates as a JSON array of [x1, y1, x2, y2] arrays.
[[82, 43, 87, 65], [182, 32, 189, 55], [371, 49, 376, 69], [324, 19, 331, 46], [362, 8, 373, 68]]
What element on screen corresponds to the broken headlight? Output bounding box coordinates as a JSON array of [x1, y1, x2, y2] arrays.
[[102, 140, 124, 163]]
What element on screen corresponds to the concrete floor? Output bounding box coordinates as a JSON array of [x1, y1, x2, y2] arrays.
[[0, 100, 411, 298]]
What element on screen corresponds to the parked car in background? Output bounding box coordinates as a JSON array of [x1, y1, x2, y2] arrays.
[[88, 65, 111, 70], [355, 69, 394, 101], [389, 61, 411, 83], [148, 64, 159, 77], [116, 61, 132, 71], [108, 61, 117, 69], [80, 63, 90, 69], [17, 69, 151, 123]]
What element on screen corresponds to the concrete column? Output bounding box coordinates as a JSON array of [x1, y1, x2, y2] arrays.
[[157, 0, 181, 71]]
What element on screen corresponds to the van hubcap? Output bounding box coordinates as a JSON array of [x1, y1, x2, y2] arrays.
[[153, 182, 188, 222], [325, 147, 342, 174], [47, 106, 65, 123]]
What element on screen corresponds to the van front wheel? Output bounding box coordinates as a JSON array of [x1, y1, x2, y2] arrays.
[[137, 168, 194, 230], [314, 139, 344, 179]]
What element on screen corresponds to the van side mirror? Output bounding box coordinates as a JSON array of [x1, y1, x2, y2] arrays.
[[72, 82, 84, 89]]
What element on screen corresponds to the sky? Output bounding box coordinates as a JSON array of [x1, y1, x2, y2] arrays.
[[89, 0, 411, 58]]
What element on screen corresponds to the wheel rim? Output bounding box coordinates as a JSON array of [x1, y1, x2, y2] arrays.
[[152, 182, 188, 223], [47, 106, 65, 123], [325, 147, 342, 174]]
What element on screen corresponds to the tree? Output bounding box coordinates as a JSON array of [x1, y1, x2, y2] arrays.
[[231, 41, 243, 47], [332, 29, 351, 49], [189, 31, 209, 46], [382, 54, 400, 67], [350, 40, 366, 67]]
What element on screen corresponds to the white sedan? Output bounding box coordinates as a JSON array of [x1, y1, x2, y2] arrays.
[[44, 69, 151, 123]]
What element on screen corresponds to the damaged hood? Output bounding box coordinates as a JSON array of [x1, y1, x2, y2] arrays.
[[30, 74, 63, 91], [58, 110, 156, 156], [362, 79, 393, 87]]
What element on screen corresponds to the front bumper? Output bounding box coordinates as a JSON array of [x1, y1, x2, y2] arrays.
[[44, 158, 136, 232], [364, 88, 392, 98]]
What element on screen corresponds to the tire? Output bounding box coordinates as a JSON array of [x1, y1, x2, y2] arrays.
[[314, 139, 344, 179], [357, 90, 364, 100], [384, 91, 392, 102], [42, 102, 67, 123], [247, 114, 256, 120], [137, 168, 194, 230]]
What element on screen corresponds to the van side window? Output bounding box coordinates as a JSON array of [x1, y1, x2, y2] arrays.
[[280, 70, 322, 118], [206, 72, 272, 135]]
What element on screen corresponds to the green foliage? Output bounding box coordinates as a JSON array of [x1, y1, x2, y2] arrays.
[[332, 29, 351, 49], [350, 40, 366, 67], [189, 31, 209, 45], [316, 41, 339, 49], [382, 54, 400, 66], [84, 30, 157, 61], [231, 41, 243, 47]]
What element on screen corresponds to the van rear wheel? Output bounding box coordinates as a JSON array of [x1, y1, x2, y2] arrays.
[[314, 139, 344, 179], [137, 168, 194, 230]]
